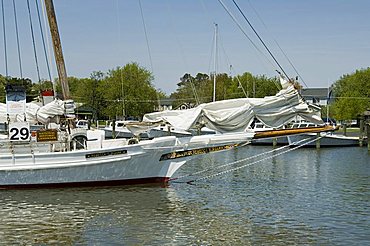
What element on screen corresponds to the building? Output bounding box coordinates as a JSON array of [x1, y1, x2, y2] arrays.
[[300, 88, 332, 106], [155, 98, 175, 111]]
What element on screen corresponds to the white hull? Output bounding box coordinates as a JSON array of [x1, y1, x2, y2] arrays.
[[251, 136, 289, 146], [0, 133, 253, 188], [103, 128, 134, 139], [288, 133, 360, 147], [147, 128, 192, 138]]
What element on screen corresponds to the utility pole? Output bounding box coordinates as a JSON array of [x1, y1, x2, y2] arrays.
[[44, 0, 70, 100]]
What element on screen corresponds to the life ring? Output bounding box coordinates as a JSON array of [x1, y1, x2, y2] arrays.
[[128, 138, 139, 145]]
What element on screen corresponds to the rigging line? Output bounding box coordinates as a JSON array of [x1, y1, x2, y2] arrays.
[[189, 76, 200, 105], [216, 0, 275, 71], [218, 39, 249, 97], [179, 134, 326, 184], [170, 135, 311, 182], [12, 0, 22, 78], [115, 0, 126, 117], [138, 0, 153, 73], [231, 0, 290, 80], [216, 35, 249, 97], [35, 0, 52, 82], [26, 0, 41, 82], [213, 23, 218, 102], [1, 0, 8, 76], [207, 27, 215, 76], [246, 0, 308, 88], [138, 0, 160, 108], [40, 0, 56, 93], [165, 1, 199, 104]]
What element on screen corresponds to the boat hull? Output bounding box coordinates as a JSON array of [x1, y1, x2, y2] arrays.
[[0, 137, 185, 188], [251, 136, 289, 146], [0, 133, 252, 188]]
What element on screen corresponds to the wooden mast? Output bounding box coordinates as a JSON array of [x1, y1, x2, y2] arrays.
[[44, 0, 70, 100]]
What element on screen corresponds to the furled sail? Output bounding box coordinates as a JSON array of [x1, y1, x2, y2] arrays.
[[0, 99, 73, 125], [143, 78, 323, 133]]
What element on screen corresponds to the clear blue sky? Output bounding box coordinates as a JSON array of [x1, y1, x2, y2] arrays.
[[1, 0, 369, 94]]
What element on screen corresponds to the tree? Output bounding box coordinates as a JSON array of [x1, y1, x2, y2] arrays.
[[0, 74, 35, 102], [102, 63, 157, 119], [170, 71, 282, 109], [331, 68, 370, 120]]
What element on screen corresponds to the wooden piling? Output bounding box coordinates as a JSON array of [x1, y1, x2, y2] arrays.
[[367, 123, 370, 151], [343, 124, 347, 136], [272, 138, 277, 147], [316, 132, 320, 149], [112, 119, 116, 139]]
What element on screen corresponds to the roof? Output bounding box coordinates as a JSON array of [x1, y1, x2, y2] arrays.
[[159, 98, 175, 106], [300, 88, 330, 99]]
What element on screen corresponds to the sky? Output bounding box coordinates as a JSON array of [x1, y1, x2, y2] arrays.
[[1, 0, 370, 94]]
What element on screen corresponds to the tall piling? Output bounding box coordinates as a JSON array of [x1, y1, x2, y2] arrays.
[[316, 132, 321, 149]]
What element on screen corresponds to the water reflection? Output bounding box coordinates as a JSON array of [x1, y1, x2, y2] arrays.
[[0, 146, 368, 245]]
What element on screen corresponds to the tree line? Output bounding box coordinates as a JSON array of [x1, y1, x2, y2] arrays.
[[330, 67, 370, 121], [1, 63, 369, 121]]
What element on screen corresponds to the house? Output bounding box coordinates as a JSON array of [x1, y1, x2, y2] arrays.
[[75, 104, 96, 120], [300, 88, 332, 106], [154, 98, 175, 111]]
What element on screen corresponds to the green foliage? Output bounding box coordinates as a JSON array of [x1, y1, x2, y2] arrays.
[[102, 63, 157, 119], [0, 74, 37, 102], [5, 64, 368, 122], [54, 63, 158, 120], [331, 68, 370, 120], [170, 72, 280, 108]]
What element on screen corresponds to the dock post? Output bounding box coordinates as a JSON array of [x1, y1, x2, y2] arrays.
[[316, 132, 320, 149], [359, 117, 364, 147], [367, 123, 370, 151], [112, 119, 116, 139], [272, 138, 277, 147]]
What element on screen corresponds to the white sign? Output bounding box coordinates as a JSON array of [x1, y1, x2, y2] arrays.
[[6, 90, 26, 114], [9, 122, 30, 141]]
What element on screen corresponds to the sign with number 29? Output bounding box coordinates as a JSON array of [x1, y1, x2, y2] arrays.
[[9, 122, 30, 141]]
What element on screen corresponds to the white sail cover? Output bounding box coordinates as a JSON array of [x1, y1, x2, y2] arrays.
[[143, 79, 323, 133], [0, 99, 69, 125]]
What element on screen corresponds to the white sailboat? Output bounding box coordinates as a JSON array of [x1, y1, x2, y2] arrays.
[[0, 1, 336, 189], [0, 75, 330, 188]]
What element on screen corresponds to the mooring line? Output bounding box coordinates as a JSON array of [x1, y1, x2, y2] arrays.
[[170, 133, 326, 184], [169, 136, 309, 182]]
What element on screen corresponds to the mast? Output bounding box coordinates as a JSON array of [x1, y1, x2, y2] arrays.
[[213, 23, 218, 102], [44, 0, 70, 100]]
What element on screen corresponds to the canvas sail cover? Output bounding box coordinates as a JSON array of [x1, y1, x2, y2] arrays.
[[0, 99, 71, 125], [143, 78, 323, 133]]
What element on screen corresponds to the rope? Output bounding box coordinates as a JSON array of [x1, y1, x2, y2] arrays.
[[138, 0, 161, 109], [231, 0, 290, 80], [169, 136, 309, 182], [246, 0, 308, 88], [26, 0, 41, 82], [1, 0, 8, 76], [35, 0, 52, 82], [40, 0, 56, 93], [170, 133, 326, 184], [217, 0, 275, 71], [12, 0, 22, 78]]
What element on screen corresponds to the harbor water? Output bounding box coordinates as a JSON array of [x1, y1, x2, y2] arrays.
[[0, 146, 369, 245]]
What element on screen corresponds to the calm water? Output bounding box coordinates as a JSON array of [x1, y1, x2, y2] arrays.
[[0, 146, 369, 245]]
